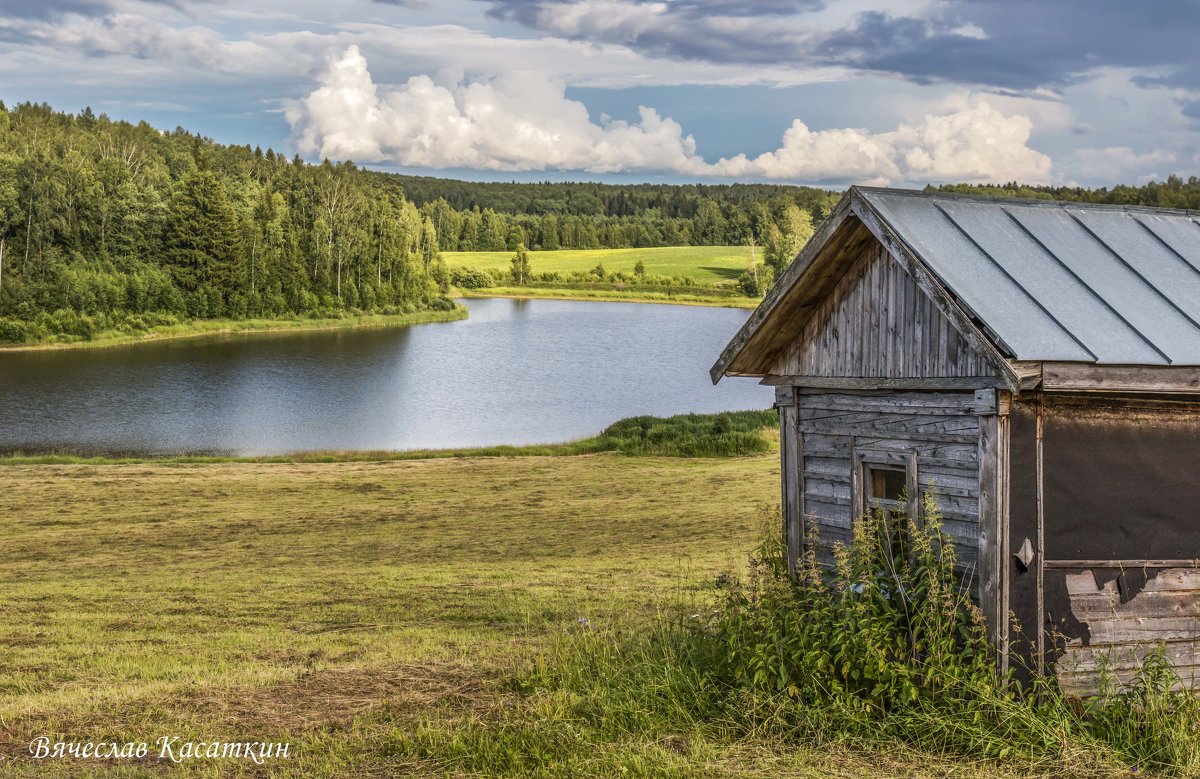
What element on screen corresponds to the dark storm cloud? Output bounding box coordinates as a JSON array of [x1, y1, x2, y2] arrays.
[[482, 0, 1200, 94], [0, 0, 111, 18], [823, 1, 1200, 91], [0, 0, 194, 19], [485, 0, 823, 66]]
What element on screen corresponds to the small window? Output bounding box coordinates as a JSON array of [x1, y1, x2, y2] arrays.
[[868, 466, 907, 507], [855, 455, 917, 568], [852, 449, 918, 523]]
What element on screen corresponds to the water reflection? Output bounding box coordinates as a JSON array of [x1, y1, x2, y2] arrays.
[[0, 298, 770, 455]]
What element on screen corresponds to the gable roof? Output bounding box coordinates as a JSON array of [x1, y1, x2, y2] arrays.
[[712, 187, 1200, 388]]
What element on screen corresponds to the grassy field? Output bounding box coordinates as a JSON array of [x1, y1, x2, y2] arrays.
[[0, 448, 1059, 777], [444, 246, 754, 284], [459, 287, 760, 309]]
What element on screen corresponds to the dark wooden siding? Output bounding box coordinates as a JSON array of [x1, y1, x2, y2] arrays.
[[771, 242, 995, 379], [1033, 395, 1200, 695], [796, 389, 982, 584]]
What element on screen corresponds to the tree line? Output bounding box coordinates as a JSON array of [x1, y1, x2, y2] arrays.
[[932, 178, 1200, 209], [0, 102, 451, 342], [400, 175, 840, 252]]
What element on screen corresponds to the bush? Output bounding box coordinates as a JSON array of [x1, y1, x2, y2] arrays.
[[451, 266, 494, 289], [595, 410, 776, 456], [738, 264, 775, 297], [0, 317, 29, 343]]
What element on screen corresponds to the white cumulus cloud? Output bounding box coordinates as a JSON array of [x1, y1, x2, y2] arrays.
[[285, 45, 710, 173], [286, 45, 1054, 185]]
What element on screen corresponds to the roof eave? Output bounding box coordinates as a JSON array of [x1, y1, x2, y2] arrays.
[[709, 192, 857, 383]]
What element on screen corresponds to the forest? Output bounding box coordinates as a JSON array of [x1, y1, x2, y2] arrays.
[[0, 102, 833, 343], [4, 100, 1200, 344], [0, 102, 454, 344]]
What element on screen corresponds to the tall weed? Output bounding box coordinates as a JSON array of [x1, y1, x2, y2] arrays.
[[520, 501, 1200, 775]]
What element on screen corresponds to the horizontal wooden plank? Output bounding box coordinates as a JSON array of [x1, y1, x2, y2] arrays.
[[797, 423, 977, 444], [1045, 559, 1200, 570], [800, 411, 981, 438], [922, 491, 980, 514], [1042, 362, 1200, 394], [803, 477, 851, 502], [802, 498, 852, 527], [767, 375, 1002, 390], [793, 395, 979, 416], [1059, 567, 1200, 694], [1059, 641, 1200, 690], [844, 437, 979, 459]]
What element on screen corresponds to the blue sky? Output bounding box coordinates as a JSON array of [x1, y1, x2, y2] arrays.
[[1, 0, 1197, 188]]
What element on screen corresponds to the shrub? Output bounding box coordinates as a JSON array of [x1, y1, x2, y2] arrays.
[[451, 266, 494, 289], [596, 409, 776, 457], [0, 317, 29, 343]]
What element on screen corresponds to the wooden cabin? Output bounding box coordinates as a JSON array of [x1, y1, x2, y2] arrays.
[[712, 186, 1200, 695]]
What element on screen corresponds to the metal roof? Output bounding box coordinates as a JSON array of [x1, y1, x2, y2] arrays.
[[857, 187, 1200, 366]]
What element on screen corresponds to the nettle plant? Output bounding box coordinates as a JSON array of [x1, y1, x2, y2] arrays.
[[701, 499, 1199, 770], [712, 495, 1000, 717]]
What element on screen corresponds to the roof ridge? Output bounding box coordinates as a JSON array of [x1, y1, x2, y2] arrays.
[[852, 185, 1200, 218]]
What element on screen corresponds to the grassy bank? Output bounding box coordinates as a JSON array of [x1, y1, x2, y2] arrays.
[[0, 307, 468, 352], [459, 286, 759, 309], [0, 410, 778, 464], [444, 246, 753, 284]]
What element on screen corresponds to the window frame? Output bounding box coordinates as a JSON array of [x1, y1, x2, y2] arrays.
[[851, 446, 920, 526]]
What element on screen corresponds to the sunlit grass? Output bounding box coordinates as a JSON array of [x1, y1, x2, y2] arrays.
[[0, 453, 779, 776], [459, 286, 759, 308], [444, 246, 753, 283]]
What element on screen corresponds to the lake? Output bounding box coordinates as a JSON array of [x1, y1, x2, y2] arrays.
[[0, 298, 771, 455]]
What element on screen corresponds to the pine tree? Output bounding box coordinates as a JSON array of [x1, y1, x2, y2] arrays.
[[163, 169, 241, 299]]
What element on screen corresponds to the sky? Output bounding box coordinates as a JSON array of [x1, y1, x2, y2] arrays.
[[1, 0, 1197, 188]]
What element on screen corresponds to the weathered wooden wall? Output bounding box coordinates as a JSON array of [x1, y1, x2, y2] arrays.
[[794, 389, 983, 584], [1057, 567, 1200, 696], [770, 242, 995, 380]]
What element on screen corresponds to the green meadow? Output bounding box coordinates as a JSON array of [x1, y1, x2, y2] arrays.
[[443, 245, 755, 284], [2, 411, 1188, 777], [0, 453, 791, 777], [0, 425, 1040, 777]]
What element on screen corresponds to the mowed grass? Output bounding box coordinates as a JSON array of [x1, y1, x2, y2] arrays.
[[0, 453, 1040, 777], [443, 246, 753, 283], [0, 455, 773, 775]]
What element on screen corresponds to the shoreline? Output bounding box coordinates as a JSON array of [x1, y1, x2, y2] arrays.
[[458, 287, 759, 309], [0, 437, 778, 466], [0, 288, 758, 352], [0, 410, 779, 465], [0, 307, 468, 353]]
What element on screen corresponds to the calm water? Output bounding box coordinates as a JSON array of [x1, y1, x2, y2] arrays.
[[0, 298, 770, 455]]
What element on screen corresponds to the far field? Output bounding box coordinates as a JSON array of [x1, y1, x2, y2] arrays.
[[443, 245, 754, 284], [0, 451, 1039, 777]]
